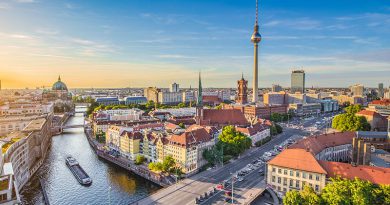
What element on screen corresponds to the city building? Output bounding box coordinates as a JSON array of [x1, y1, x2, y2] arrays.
[[288, 103, 321, 116], [263, 92, 286, 105], [170, 83, 179, 93], [320, 99, 339, 113], [95, 97, 120, 105], [0, 161, 20, 204], [367, 99, 390, 117], [350, 84, 364, 96], [267, 149, 327, 193], [331, 94, 367, 106], [236, 123, 270, 146], [352, 131, 390, 166], [124, 96, 147, 105], [287, 93, 306, 104], [158, 92, 182, 105], [379, 83, 384, 98], [95, 108, 144, 121], [144, 87, 160, 103], [272, 84, 282, 92], [291, 70, 305, 94], [356, 110, 388, 131], [289, 132, 356, 162], [267, 148, 390, 196], [236, 74, 248, 104], [250, 1, 261, 102], [1, 117, 51, 191]]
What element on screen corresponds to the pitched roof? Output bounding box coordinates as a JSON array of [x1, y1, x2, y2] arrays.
[[370, 99, 390, 106], [201, 109, 249, 126], [169, 126, 212, 147], [356, 110, 380, 117], [319, 160, 390, 185], [121, 131, 143, 140], [268, 148, 327, 174], [288, 132, 355, 155], [236, 123, 269, 136]]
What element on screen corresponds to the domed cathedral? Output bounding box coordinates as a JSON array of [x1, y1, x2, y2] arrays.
[[42, 75, 73, 113], [52, 75, 68, 91]]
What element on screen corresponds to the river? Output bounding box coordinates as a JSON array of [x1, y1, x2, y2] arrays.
[[20, 107, 160, 205]]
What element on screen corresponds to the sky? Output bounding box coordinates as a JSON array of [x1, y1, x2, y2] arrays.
[[0, 0, 389, 89]]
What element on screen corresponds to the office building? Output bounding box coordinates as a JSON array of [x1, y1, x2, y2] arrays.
[[350, 84, 364, 96], [379, 83, 384, 98], [170, 83, 179, 93], [291, 70, 305, 94]]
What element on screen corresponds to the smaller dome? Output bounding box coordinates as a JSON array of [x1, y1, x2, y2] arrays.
[[52, 76, 68, 91]]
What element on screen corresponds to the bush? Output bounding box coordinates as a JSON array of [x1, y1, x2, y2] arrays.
[[255, 136, 272, 147], [135, 155, 146, 165]]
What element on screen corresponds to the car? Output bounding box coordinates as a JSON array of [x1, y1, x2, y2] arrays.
[[237, 177, 244, 182]]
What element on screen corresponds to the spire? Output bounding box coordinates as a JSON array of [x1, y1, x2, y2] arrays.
[[241, 72, 244, 80], [197, 72, 202, 106], [255, 0, 259, 26], [58, 75, 61, 81]]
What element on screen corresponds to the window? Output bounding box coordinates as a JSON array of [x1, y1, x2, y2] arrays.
[[289, 179, 293, 187], [272, 176, 275, 182], [278, 177, 281, 184], [272, 167, 276, 172], [302, 172, 307, 179], [315, 185, 319, 191], [296, 180, 300, 188], [278, 168, 282, 174], [296, 171, 300, 177], [283, 178, 287, 186], [290, 170, 293, 176], [309, 174, 313, 180], [277, 186, 281, 191], [283, 188, 287, 192], [284, 170, 287, 175], [316, 175, 320, 181]]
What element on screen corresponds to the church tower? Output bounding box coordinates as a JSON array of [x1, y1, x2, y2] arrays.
[[195, 72, 203, 125]]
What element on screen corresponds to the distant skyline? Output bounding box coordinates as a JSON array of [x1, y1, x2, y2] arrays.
[[0, 0, 389, 89]]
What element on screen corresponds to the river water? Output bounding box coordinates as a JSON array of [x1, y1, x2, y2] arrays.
[[20, 107, 160, 205]]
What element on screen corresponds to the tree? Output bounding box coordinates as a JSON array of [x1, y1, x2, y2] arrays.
[[283, 190, 303, 205], [135, 155, 146, 165], [178, 123, 185, 129], [218, 126, 252, 156], [321, 177, 353, 205], [162, 156, 175, 172], [332, 105, 370, 131], [300, 185, 321, 205]]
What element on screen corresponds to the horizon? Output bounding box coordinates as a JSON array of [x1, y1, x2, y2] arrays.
[[0, 0, 389, 89]]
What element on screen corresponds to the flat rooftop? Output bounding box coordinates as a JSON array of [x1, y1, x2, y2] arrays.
[[23, 117, 46, 132]]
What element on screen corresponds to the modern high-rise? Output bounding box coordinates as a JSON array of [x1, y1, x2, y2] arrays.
[[291, 70, 305, 94], [251, 0, 261, 102], [378, 83, 384, 98], [350, 84, 364, 96], [170, 83, 179, 93], [236, 74, 248, 104], [272, 84, 282, 92]]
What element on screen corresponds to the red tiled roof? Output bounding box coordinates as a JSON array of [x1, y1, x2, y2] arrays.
[[370, 99, 390, 106], [203, 95, 221, 103], [165, 122, 180, 130], [236, 123, 269, 136], [289, 132, 356, 155], [169, 126, 212, 147], [201, 109, 249, 126], [268, 148, 327, 174], [356, 110, 379, 117], [319, 161, 390, 185]]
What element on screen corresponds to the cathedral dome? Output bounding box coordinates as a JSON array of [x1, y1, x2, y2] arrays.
[[52, 76, 68, 91]]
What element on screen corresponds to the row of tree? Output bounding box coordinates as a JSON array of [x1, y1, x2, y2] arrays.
[[72, 96, 95, 103], [332, 105, 371, 131], [270, 112, 293, 122], [148, 156, 183, 176], [283, 177, 390, 205]]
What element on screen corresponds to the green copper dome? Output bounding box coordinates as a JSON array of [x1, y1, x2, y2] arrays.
[[52, 75, 68, 91]]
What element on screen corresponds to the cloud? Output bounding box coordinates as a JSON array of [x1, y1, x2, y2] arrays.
[[0, 3, 10, 9], [14, 0, 35, 3], [156, 54, 197, 59], [35, 29, 59, 35], [263, 18, 321, 30]]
